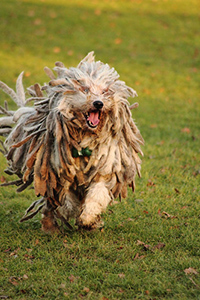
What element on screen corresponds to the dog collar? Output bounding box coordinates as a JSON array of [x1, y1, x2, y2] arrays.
[[72, 147, 92, 158]]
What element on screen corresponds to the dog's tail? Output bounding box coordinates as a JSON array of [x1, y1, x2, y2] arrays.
[[0, 72, 36, 138]]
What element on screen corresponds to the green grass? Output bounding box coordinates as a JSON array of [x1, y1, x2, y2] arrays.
[[0, 0, 200, 299]]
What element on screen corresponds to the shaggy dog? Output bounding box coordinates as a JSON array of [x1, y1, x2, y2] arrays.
[[0, 52, 144, 232]]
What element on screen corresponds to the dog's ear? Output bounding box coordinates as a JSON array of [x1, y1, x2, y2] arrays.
[[77, 51, 95, 68]]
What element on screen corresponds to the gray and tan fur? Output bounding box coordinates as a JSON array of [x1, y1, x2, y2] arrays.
[[0, 52, 144, 232]]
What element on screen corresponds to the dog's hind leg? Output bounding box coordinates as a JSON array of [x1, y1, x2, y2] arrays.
[[77, 182, 111, 229], [41, 205, 60, 234]]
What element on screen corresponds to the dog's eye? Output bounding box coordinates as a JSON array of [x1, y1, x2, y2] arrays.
[[83, 87, 89, 93], [102, 88, 109, 94]]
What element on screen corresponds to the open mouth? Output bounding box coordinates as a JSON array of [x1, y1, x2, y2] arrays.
[[85, 110, 101, 129]]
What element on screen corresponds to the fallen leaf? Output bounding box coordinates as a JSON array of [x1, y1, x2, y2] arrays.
[[174, 188, 180, 194], [64, 292, 69, 297], [9, 277, 19, 286], [26, 248, 33, 253], [109, 22, 116, 28], [127, 217, 134, 221], [117, 246, 124, 250], [188, 276, 199, 287], [24, 72, 31, 77], [136, 240, 145, 246], [35, 239, 39, 245], [162, 211, 176, 219], [83, 287, 90, 293], [110, 200, 118, 205], [0, 176, 6, 183], [68, 274, 79, 283], [49, 11, 57, 18], [192, 67, 197, 73], [181, 127, 190, 133], [152, 243, 165, 250], [143, 88, 151, 95], [53, 47, 61, 53], [136, 240, 151, 250], [94, 9, 101, 15], [67, 50, 74, 56], [118, 273, 125, 278], [28, 10, 35, 17], [193, 170, 200, 177], [156, 140, 165, 145], [133, 253, 145, 260], [147, 180, 155, 187], [114, 38, 122, 45], [135, 199, 144, 203], [68, 274, 75, 283], [181, 206, 188, 209], [4, 248, 11, 253], [10, 248, 20, 256], [184, 267, 198, 275], [145, 290, 150, 295], [169, 225, 180, 230], [150, 123, 157, 128], [24, 253, 35, 263], [33, 18, 42, 25], [23, 274, 29, 280]]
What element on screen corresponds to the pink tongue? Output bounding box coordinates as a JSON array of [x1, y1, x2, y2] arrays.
[[88, 112, 99, 126]]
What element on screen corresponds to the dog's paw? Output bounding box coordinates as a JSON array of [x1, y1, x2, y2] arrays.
[[76, 214, 104, 230]]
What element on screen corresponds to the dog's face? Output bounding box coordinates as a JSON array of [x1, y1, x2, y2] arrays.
[[57, 65, 117, 131], [54, 53, 137, 132]]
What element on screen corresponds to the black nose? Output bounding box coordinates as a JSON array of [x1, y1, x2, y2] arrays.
[[93, 100, 103, 110]]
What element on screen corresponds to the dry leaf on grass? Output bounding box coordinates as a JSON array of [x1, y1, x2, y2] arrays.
[[68, 274, 79, 283], [136, 240, 151, 250], [184, 267, 198, 275], [23, 274, 29, 280], [133, 253, 145, 260], [181, 127, 190, 133], [53, 47, 61, 53], [9, 276, 20, 286], [136, 240, 165, 252], [0, 176, 6, 183], [114, 38, 122, 45], [152, 243, 165, 250], [118, 273, 125, 278], [174, 188, 180, 194], [147, 179, 155, 187], [158, 210, 177, 219]]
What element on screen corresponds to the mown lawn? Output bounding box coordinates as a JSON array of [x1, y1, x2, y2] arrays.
[[0, 0, 199, 299]]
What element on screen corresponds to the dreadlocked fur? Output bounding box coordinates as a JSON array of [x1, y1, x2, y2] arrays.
[[0, 52, 144, 232]]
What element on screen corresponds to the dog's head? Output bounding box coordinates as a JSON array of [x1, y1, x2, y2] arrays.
[[48, 52, 137, 132]]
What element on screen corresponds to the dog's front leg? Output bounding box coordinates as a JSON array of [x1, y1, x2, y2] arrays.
[[77, 182, 111, 229]]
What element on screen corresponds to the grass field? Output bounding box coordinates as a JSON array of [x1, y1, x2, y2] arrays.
[[0, 0, 200, 299]]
